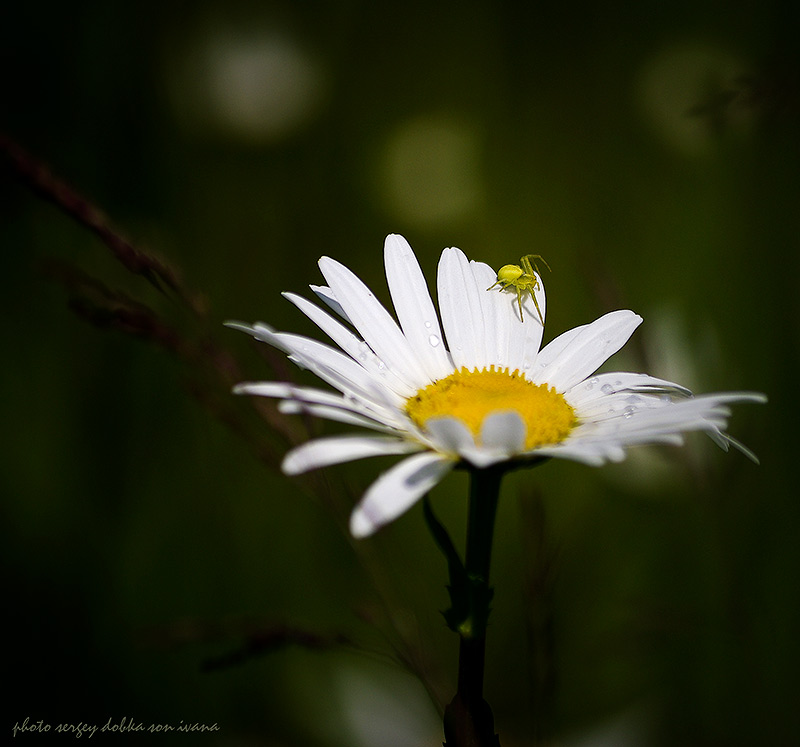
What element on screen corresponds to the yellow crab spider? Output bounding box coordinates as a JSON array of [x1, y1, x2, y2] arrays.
[[487, 254, 551, 324]]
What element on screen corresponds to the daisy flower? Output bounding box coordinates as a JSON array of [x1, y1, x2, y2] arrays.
[[228, 234, 765, 538]]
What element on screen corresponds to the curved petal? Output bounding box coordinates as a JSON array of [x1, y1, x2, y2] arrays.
[[437, 247, 487, 370], [319, 257, 430, 389], [277, 401, 401, 432], [424, 416, 476, 454], [565, 371, 693, 407], [574, 391, 672, 422], [282, 435, 422, 475], [384, 234, 453, 381], [533, 441, 627, 465], [230, 322, 403, 411], [233, 381, 347, 407], [513, 270, 547, 375], [474, 261, 547, 376], [283, 292, 414, 397], [571, 393, 765, 450], [532, 323, 587, 373], [479, 411, 526, 454], [471, 260, 512, 371], [234, 380, 405, 429], [310, 285, 351, 323], [350, 452, 455, 537], [531, 310, 643, 392]]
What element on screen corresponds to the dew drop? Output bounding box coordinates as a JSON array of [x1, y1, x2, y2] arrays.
[[424, 320, 432, 329], [601, 383, 614, 395], [428, 334, 440, 347], [622, 406, 636, 419], [356, 341, 373, 363]]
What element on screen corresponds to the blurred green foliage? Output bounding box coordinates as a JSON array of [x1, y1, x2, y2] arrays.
[[2, 1, 798, 745]]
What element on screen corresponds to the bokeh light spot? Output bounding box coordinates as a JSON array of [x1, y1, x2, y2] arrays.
[[378, 114, 484, 226]]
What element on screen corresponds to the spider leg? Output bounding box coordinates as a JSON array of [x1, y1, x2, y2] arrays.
[[520, 254, 551, 276], [516, 287, 525, 322], [530, 288, 544, 325]]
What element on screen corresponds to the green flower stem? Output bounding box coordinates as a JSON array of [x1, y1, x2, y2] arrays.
[[443, 465, 504, 747]]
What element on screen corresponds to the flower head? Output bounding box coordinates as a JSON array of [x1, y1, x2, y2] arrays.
[[229, 234, 765, 537]]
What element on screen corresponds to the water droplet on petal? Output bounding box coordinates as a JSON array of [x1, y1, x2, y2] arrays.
[[601, 383, 614, 395], [424, 320, 433, 329], [428, 334, 440, 347], [622, 405, 637, 419]]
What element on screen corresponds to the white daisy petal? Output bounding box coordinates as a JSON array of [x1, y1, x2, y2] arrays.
[[470, 260, 512, 370], [234, 380, 402, 431], [350, 452, 455, 538], [229, 321, 380, 404], [384, 234, 454, 381], [270, 330, 402, 409], [424, 416, 476, 454], [233, 381, 346, 406], [319, 256, 431, 389], [533, 323, 587, 371], [310, 284, 351, 323], [516, 271, 547, 374], [574, 392, 672, 421], [277, 401, 401, 432], [282, 435, 422, 475], [438, 247, 487, 369], [572, 392, 763, 449], [566, 372, 693, 406], [708, 431, 760, 464], [410, 415, 508, 468], [478, 262, 547, 375], [283, 291, 415, 397], [533, 442, 616, 466], [532, 310, 643, 392], [480, 411, 526, 454]]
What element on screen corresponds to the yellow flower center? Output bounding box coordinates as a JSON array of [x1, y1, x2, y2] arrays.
[[405, 366, 576, 451]]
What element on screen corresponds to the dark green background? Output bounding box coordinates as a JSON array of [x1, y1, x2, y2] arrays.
[[3, 2, 797, 744]]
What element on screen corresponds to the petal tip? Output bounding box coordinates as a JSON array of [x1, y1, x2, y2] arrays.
[[281, 452, 306, 476], [349, 509, 377, 539]]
